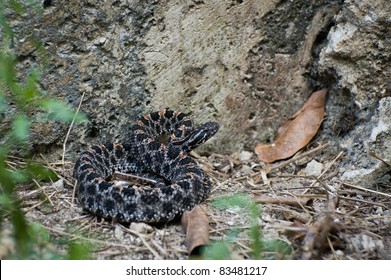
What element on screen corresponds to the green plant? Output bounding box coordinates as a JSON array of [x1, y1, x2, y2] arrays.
[[0, 0, 88, 259], [205, 193, 293, 259]]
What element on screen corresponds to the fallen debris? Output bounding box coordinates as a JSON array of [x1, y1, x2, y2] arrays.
[[181, 205, 210, 257], [255, 88, 327, 163]]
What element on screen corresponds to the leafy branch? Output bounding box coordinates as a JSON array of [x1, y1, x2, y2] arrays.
[[0, 0, 88, 259]]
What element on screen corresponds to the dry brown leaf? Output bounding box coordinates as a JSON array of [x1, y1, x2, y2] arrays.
[[255, 88, 328, 163], [181, 205, 209, 256]]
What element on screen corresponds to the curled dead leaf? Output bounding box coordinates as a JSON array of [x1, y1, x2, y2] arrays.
[[255, 88, 328, 163], [181, 205, 209, 256]]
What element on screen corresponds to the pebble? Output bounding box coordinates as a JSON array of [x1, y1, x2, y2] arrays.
[[303, 159, 324, 177], [239, 151, 252, 161], [129, 222, 153, 234]]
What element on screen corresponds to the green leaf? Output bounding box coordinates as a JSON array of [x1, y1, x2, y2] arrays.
[[0, 193, 13, 209], [67, 243, 91, 260], [27, 162, 58, 181], [29, 222, 50, 243], [0, 92, 8, 118], [211, 194, 265, 259], [0, 93, 6, 112], [0, 15, 14, 42], [0, 52, 16, 86], [10, 169, 30, 184], [262, 239, 293, 259], [21, 68, 42, 104], [40, 99, 87, 123], [11, 206, 30, 256], [0, 147, 15, 191], [203, 241, 232, 260], [9, 0, 24, 15], [12, 114, 30, 142], [212, 193, 252, 209]]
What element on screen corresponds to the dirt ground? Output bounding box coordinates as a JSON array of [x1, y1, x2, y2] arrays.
[[1, 139, 390, 260]]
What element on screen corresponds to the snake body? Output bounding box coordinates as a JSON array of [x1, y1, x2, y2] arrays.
[[73, 109, 219, 223]]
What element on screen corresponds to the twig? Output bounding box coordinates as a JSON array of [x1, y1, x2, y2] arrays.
[[309, 151, 344, 187], [44, 225, 138, 250], [62, 92, 85, 166], [72, 180, 78, 205], [301, 179, 340, 259], [150, 239, 169, 257], [340, 181, 391, 198], [26, 200, 45, 211], [364, 215, 391, 220], [113, 171, 158, 185], [253, 195, 313, 208], [249, 143, 330, 181], [269, 143, 330, 170], [209, 225, 253, 234], [118, 224, 162, 259], [327, 236, 339, 260], [337, 195, 387, 208], [367, 151, 390, 167], [277, 174, 336, 201], [32, 179, 54, 206]]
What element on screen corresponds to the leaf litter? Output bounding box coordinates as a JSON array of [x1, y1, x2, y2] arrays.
[[2, 140, 390, 260], [1, 89, 390, 259]]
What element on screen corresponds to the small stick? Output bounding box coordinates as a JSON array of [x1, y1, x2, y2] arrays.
[[44, 225, 138, 250], [250, 143, 330, 180], [62, 92, 85, 166], [309, 151, 344, 187], [337, 195, 387, 208], [113, 171, 158, 185], [253, 195, 313, 207], [32, 179, 54, 206], [367, 151, 390, 166], [364, 215, 391, 220], [340, 181, 391, 198], [301, 188, 339, 260], [72, 180, 78, 205], [269, 143, 330, 170], [118, 224, 162, 259]]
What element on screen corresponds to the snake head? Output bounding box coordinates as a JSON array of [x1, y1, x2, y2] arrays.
[[171, 121, 220, 153]]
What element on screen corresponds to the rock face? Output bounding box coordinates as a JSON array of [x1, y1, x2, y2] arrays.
[[6, 0, 390, 185], [142, 0, 344, 153], [318, 0, 391, 186]]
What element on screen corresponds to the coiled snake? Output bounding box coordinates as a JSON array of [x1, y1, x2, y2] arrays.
[[73, 109, 219, 223]]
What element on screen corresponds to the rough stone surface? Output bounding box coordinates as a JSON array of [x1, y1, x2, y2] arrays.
[[341, 97, 391, 185], [318, 0, 391, 186], [5, 0, 391, 184], [2, 0, 391, 260], [10, 0, 158, 159], [142, 0, 343, 152]]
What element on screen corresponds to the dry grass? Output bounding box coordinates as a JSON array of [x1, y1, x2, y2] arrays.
[[1, 141, 390, 259]]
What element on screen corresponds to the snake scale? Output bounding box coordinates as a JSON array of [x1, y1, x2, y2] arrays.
[[73, 109, 219, 223]]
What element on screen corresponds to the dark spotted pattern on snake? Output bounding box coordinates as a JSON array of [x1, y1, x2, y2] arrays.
[[73, 109, 219, 223]]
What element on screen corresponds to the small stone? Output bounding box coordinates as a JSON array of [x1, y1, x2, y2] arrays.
[[129, 222, 153, 234], [240, 165, 252, 175], [304, 160, 324, 177], [114, 225, 124, 239], [239, 151, 252, 161], [94, 37, 107, 45], [52, 179, 64, 189]]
